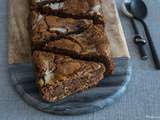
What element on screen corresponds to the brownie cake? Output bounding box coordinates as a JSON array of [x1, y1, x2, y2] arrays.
[[30, 0, 114, 102]]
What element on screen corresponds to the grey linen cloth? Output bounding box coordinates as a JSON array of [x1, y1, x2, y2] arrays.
[[0, 0, 160, 119]]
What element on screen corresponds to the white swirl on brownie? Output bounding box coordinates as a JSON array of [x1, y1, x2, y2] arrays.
[[44, 70, 55, 83], [90, 4, 101, 15], [32, 14, 44, 30], [45, 2, 64, 10], [49, 27, 67, 33], [34, 0, 47, 3]]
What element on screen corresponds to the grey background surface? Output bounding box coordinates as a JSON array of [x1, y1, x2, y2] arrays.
[[0, 0, 160, 119]]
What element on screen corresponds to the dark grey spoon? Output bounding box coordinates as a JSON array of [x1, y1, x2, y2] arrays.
[[130, 0, 160, 69], [121, 0, 148, 60]]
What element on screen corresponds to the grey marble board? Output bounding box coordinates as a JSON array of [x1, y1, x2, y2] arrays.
[[8, 58, 132, 115], [8, 0, 131, 115]]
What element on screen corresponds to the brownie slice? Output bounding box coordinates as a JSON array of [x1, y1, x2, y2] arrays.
[[31, 11, 93, 44], [33, 51, 105, 102], [31, 0, 104, 24]]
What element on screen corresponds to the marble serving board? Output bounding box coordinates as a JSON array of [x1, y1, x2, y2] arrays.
[[8, 0, 132, 115]]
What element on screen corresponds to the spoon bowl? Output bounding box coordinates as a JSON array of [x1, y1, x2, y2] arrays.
[[130, 0, 148, 19]]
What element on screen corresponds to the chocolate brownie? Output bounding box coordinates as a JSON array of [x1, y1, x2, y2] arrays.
[[31, 9, 114, 74], [33, 51, 105, 102], [30, 0, 114, 102], [31, 11, 93, 44], [31, 0, 104, 24], [34, 24, 114, 74]]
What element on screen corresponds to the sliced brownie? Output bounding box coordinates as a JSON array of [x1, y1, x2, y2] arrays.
[[31, 10, 114, 74], [30, 0, 114, 102], [31, 11, 93, 44], [31, 0, 104, 24], [33, 51, 105, 102], [40, 24, 114, 74]]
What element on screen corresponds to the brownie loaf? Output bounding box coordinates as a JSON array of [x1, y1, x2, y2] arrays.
[[30, 0, 114, 102]]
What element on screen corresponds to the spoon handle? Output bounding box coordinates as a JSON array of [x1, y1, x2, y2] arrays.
[[134, 35, 148, 60], [130, 19, 148, 60], [137, 19, 160, 69]]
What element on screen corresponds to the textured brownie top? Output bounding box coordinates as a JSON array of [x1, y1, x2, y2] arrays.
[[33, 51, 105, 87], [43, 24, 114, 74], [31, 0, 104, 24], [33, 51, 105, 101], [31, 14, 114, 74], [31, 0, 114, 74], [31, 11, 93, 44]]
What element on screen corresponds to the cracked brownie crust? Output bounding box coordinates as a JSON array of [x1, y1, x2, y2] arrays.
[[31, 0, 104, 24], [30, 0, 114, 102], [31, 11, 93, 44], [42, 24, 113, 74]]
